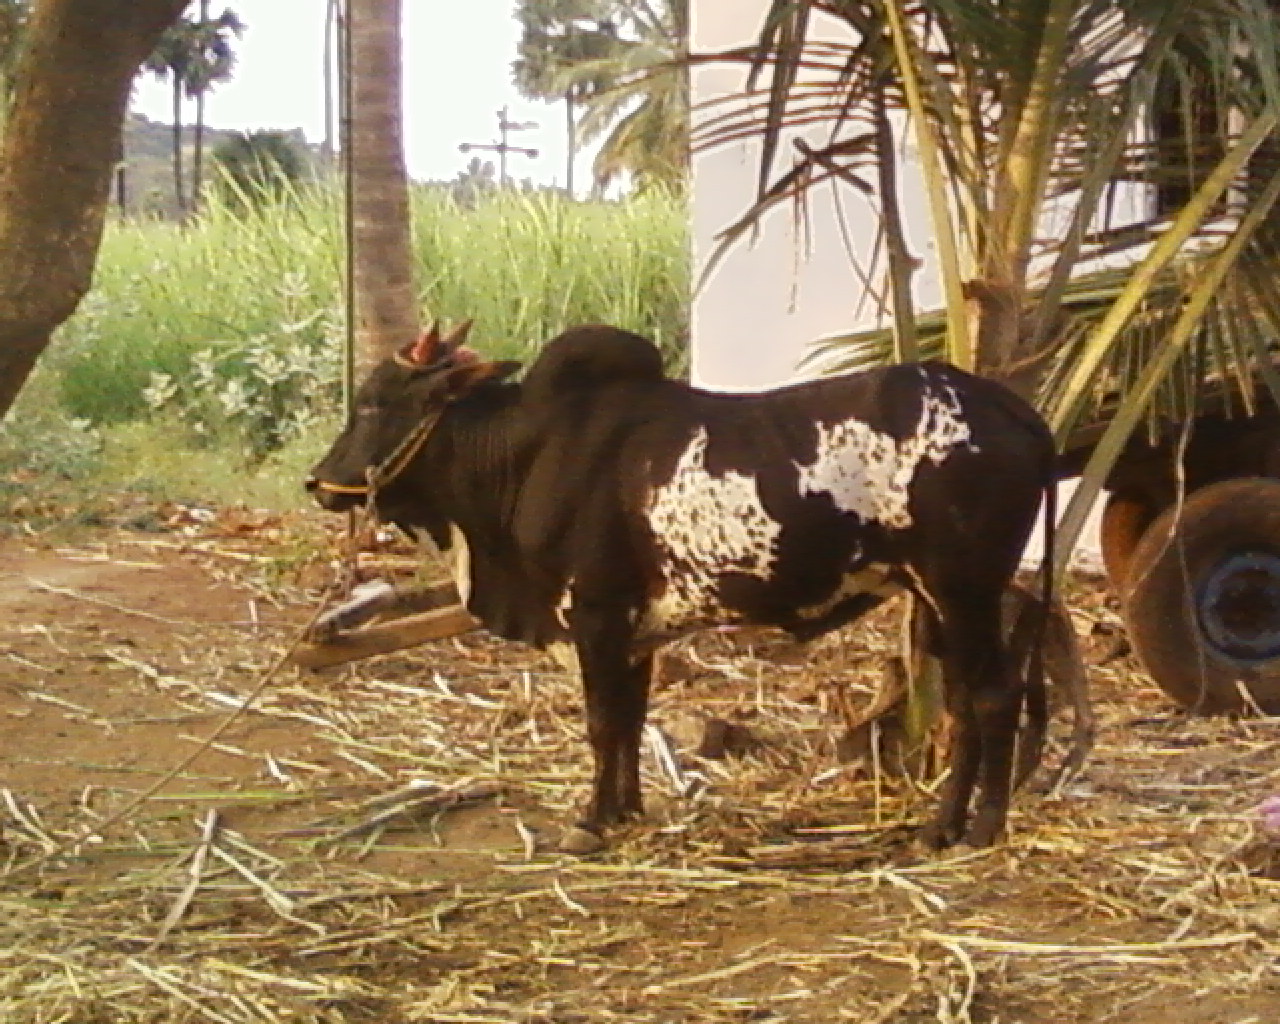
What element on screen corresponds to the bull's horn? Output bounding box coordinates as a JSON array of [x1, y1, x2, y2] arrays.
[[406, 322, 441, 365]]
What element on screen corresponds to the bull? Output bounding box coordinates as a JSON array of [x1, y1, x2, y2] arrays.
[[307, 321, 1059, 850]]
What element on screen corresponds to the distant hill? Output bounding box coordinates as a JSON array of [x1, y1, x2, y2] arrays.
[[118, 113, 324, 217]]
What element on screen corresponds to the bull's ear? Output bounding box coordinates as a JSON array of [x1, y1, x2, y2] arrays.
[[441, 358, 521, 397], [440, 319, 475, 352]]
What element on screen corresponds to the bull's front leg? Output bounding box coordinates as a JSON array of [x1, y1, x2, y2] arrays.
[[560, 601, 651, 854]]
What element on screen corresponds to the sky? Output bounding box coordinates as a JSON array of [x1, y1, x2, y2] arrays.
[[130, 0, 585, 189]]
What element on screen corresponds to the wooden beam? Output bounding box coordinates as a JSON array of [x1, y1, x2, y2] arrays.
[[291, 603, 480, 671]]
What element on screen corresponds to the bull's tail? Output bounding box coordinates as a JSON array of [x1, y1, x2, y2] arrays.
[[1040, 472, 1056, 637], [1013, 473, 1055, 791]]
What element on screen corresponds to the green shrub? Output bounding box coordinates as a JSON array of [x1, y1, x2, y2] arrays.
[[0, 370, 103, 480], [211, 130, 310, 211]]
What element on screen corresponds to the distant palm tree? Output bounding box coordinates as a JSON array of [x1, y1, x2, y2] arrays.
[[575, 0, 687, 191], [144, 17, 197, 214], [188, 3, 243, 212], [143, 3, 242, 216], [514, 0, 688, 193], [513, 0, 615, 196]]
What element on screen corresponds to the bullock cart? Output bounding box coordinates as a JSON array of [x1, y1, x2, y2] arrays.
[[1059, 378, 1280, 715]]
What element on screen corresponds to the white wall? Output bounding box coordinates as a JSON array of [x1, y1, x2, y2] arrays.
[[691, 2, 942, 390]]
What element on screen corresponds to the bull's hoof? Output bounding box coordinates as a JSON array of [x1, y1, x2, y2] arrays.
[[919, 818, 964, 851], [558, 823, 607, 856], [962, 809, 1006, 849]]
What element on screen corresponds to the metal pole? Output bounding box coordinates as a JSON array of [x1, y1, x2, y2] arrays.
[[339, 0, 355, 418], [497, 105, 507, 185]]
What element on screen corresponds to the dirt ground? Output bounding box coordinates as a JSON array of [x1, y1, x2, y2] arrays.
[[1, 512, 1278, 1023]]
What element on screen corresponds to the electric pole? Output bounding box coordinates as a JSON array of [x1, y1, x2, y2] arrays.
[[459, 106, 539, 186]]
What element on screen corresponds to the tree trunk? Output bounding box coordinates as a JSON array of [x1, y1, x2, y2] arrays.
[[191, 0, 209, 214], [171, 75, 185, 215], [350, 0, 419, 381], [0, 0, 188, 422], [192, 87, 204, 212]]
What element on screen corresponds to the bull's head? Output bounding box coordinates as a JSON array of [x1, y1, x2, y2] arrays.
[[305, 320, 520, 515]]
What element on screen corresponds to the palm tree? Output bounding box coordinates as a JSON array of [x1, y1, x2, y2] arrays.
[[348, 0, 419, 382], [698, 0, 1280, 568], [144, 3, 241, 216], [513, 0, 615, 195], [187, 3, 243, 213], [514, 0, 688, 192], [144, 15, 197, 214], [573, 0, 688, 191]]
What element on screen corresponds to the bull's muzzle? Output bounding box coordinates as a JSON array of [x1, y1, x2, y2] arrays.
[[305, 475, 369, 512]]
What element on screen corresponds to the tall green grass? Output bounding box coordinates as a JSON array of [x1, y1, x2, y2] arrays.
[[53, 181, 690, 428], [6, 179, 687, 514]]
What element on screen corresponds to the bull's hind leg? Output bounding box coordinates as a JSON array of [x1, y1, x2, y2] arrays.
[[920, 642, 981, 848], [955, 601, 1023, 847], [919, 591, 1021, 848]]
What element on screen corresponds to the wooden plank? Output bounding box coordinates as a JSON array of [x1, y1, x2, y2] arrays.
[[291, 604, 480, 671], [307, 581, 460, 641]]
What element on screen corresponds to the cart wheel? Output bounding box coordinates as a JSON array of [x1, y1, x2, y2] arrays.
[[1099, 492, 1155, 588], [1122, 477, 1280, 714]]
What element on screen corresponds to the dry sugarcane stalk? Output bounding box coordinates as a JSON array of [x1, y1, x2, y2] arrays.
[[149, 809, 221, 951]]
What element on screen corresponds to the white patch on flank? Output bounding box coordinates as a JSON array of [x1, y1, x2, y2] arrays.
[[796, 381, 975, 529], [796, 563, 902, 620], [448, 524, 472, 606], [644, 428, 781, 632]]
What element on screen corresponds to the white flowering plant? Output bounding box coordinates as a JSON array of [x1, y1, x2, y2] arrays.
[[141, 312, 341, 457]]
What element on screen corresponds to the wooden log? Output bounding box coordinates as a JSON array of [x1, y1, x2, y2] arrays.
[[306, 580, 460, 642], [291, 603, 480, 670]]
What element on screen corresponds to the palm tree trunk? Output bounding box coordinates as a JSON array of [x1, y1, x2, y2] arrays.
[[0, 0, 188, 421], [349, 0, 420, 380], [190, 0, 208, 214], [192, 88, 205, 213], [171, 75, 185, 216]]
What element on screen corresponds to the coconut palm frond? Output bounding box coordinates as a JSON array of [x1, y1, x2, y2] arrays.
[[698, 0, 1280, 567]]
